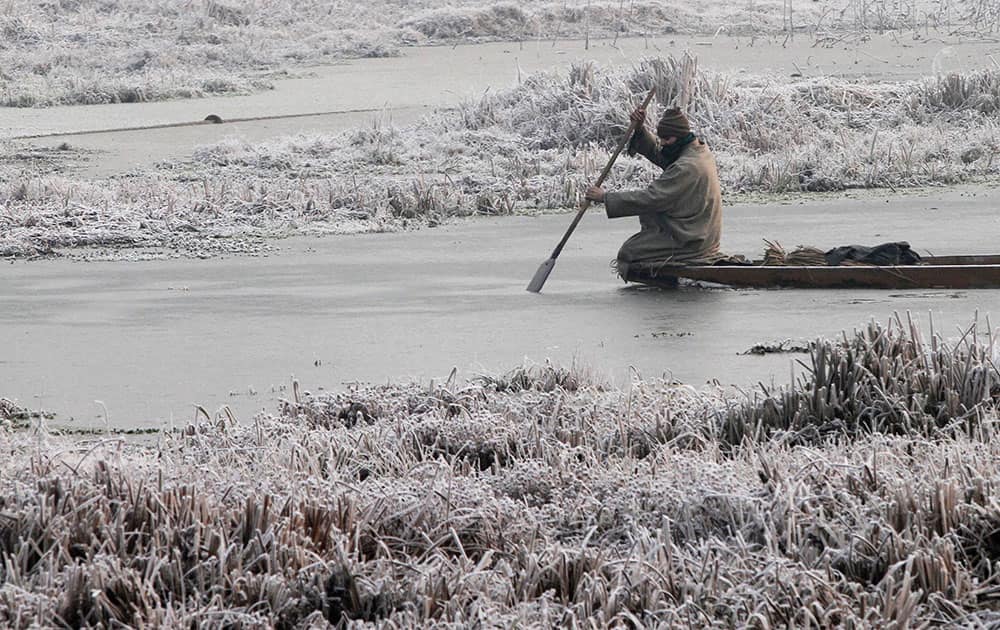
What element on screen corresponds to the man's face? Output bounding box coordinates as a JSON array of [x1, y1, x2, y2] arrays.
[[658, 136, 678, 147]]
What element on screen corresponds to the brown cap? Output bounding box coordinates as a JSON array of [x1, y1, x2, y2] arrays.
[[656, 108, 691, 139]]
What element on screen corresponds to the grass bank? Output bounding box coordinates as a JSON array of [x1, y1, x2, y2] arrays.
[[4, 318, 1000, 625]]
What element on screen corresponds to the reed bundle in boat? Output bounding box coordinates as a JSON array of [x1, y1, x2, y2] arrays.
[[762, 240, 827, 266]]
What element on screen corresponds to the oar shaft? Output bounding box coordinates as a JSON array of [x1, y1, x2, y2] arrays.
[[547, 87, 656, 260], [548, 200, 592, 260]]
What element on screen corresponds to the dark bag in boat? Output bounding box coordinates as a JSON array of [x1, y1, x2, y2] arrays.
[[825, 241, 921, 266]]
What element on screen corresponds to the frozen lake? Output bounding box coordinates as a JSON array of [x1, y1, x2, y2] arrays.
[[3, 185, 999, 429]]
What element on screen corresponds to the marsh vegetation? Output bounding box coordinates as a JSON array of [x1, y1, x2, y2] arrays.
[[5, 3, 1000, 626], [4, 319, 1000, 626], [3, 55, 998, 259]]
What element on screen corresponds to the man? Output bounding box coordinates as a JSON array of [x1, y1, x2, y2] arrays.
[[584, 107, 723, 280]]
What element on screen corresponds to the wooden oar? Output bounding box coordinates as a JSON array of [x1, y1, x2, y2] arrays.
[[526, 87, 657, 293]]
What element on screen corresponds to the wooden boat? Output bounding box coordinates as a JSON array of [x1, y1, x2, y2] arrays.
[[627, 255, 1000, 290]]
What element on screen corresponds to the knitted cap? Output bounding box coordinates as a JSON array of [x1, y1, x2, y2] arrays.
[[656, 108, 692, 139]]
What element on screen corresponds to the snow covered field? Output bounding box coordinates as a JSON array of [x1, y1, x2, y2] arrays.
[[2, 0, 994, 106]]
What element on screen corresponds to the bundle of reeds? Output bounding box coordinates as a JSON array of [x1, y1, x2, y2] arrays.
[[762, 240, 827, 265]]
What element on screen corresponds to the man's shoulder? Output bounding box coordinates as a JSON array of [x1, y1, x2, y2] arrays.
[[667, 144, 708, 169], [684, 141, 717, 167], [654, 143, 715, 183], [689, 140, 713, 155]]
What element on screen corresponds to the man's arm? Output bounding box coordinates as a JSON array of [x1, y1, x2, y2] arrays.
[[603, 165, 693, 218], [626, 126, 662, 165], [621, 106, 668, 168]]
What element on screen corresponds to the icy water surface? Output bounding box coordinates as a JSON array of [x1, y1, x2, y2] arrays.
[[3, 185, 999, 429]]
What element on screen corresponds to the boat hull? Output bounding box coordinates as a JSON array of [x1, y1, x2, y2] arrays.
[[628, 256, 1000, 290]]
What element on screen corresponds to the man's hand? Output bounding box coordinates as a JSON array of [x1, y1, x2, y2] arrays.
[[629, 107, 646, 126], [585, 186, 606, 203]]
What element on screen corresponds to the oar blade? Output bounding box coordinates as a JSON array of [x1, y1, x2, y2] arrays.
[[526, 258, 556, 293]]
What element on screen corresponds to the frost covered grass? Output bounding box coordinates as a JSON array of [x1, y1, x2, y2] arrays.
[[0, 0, 396, 108], [4, 55, 999, 259], [158, 56, 1000, 203], [1, 0, 995, 108], [0, 165, 380, 258], [5, 318, 1000, 625]]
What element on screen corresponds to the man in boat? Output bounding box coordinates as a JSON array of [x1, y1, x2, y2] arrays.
[[584, 107, 723, 280]]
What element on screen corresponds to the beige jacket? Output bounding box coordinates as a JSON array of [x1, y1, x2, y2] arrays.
[[604, 128, 723, 277]]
